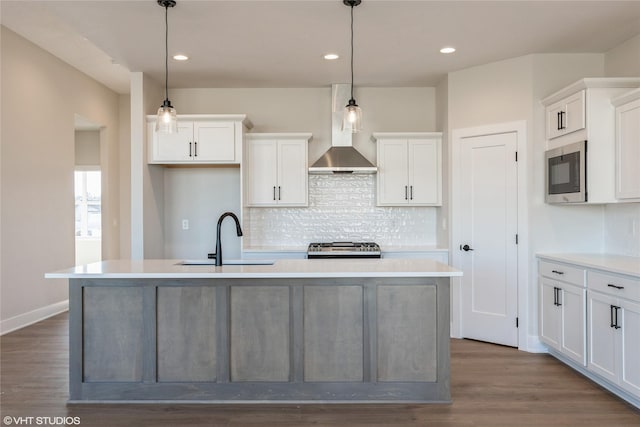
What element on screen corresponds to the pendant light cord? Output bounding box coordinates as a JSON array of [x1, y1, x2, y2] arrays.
[[350, 4, 354, 100], [164, 4, 169, 102]]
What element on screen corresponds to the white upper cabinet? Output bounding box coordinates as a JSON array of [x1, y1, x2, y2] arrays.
[[245, 133, 312, 207], [147, 115, 250, 164], [542, 78, 640, 204], [612, 89, 640, 201], [373, 133, 442, 207], [546, 90, 586, 140]]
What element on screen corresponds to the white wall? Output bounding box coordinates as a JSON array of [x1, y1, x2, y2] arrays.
[[74, 131, 100, 166], [0, 27, 121, 332], [435, 76, 449, 248], [118, 95, 132, 259], [129, 72, 164, 259], [605, 34, 640, 78], [163, 167, 242, 259]]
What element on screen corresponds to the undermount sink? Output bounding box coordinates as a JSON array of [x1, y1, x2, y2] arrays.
[[178, 259, 275, 266]]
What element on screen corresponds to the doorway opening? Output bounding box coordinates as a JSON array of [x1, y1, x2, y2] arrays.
[[75, 170, 102, 265], [74, 115, 103, 266]]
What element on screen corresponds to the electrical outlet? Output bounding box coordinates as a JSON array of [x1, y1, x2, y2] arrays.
[[182, 219, 189, 230]]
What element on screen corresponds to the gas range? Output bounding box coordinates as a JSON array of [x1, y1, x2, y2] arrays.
[[307, 242, 381, 259]]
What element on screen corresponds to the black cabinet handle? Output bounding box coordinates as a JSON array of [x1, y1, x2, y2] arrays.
[[189, 142, 193, 157], [559, 111, 566, 130], [278, 186, 281, 201], [556, 287, 562, 306], [553, 287, 558, 306], [607, 283, 625, 290], [610, 305, 622, 329], [610, 305, 615, 328], [557, 112, 561, 130], [405, 186, 408, 200], [194, 141, 198, 157], [551, 270, 564, 275], [410, 185, 413, 200], [273, 186, 276, 201]]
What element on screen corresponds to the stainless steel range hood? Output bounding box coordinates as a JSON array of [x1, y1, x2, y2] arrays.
[[309, 84, 377, 174]]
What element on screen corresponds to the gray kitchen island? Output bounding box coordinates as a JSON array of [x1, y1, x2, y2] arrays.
[[46, 258, 461, 403]]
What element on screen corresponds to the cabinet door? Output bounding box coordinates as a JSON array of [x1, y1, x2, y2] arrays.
[[545, 91, 585, 140], [588, 291, 619, 383], [377, 139, 409, 206], [559, 284, 586, 366], [540, 279, 561, 350], [546, 101, 565, 140], [277, 140, 308, 206], [193, 121, 236, 162], [563, 90, 586, 136], [616, 98, 640, 199], [150, 121, 193, 162], [246, 139, 278, 206], [408, 139, 441, 205], [619, 298, 640, 396]]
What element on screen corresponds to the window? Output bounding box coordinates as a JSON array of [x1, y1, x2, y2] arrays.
[[75, 171, 102, 238]]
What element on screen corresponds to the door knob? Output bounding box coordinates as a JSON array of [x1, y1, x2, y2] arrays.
[[460, 244, 474, 252]]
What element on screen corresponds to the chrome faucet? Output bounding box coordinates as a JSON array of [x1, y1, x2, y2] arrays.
[[215, 212, 243, 266]]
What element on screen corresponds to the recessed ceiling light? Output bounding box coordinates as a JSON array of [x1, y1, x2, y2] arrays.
[[173, 54, 189, 61], [440, 47, 456, 54], [324, 53, 339, 60]]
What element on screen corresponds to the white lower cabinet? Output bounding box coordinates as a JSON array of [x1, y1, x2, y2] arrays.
[[539, 278, 586, 366], [588, 291, 640, 398], [538, 255, 640, 408]]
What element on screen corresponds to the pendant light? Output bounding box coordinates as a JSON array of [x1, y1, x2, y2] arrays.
[[156, 0, 178, 133], [342, 0, 362, 133]]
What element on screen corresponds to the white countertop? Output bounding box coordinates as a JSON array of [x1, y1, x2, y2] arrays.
[[537, 253, 640, 278], [46, 258, 462, 280], [242, 246, 449, 253]]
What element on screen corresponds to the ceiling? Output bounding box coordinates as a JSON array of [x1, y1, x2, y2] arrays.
[[2, 1, 639, 95]]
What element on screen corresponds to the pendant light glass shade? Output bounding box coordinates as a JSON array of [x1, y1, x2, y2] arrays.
[[342, 98, 362, 133], [156, 0, 177, 133], [156, 100, 177, 133], [342, 0, 362, 133]]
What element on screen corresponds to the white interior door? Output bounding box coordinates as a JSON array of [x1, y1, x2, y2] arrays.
[[460, 131, 518, 347]]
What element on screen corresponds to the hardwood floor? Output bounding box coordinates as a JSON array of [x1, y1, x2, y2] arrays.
[[1, 313, 639, 426]]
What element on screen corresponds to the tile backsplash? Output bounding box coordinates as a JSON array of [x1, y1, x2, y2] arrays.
[[244, 174, 437, 248], [604, 203, 640, 257]]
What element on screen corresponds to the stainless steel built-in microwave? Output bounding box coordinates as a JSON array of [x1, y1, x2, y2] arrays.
[[545, 140, 586, 203]]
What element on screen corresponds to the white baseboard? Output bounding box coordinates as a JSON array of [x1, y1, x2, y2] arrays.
[[0, 300, 69, 335], [522, 334, 548, 353]]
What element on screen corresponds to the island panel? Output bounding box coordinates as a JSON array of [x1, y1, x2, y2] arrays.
[[303, 285, 364, 382], [230, 286, 290, 382], [82, 286, 144, 382], [157, 286, 217, 382]]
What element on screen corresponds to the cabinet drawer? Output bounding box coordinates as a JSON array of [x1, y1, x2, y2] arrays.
[[539, 260, 585, 286], [588, 270, 640, 302]]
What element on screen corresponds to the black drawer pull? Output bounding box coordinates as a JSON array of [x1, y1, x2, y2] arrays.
[[607, 284, 625, 290], [551, 270, 564, 275]]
